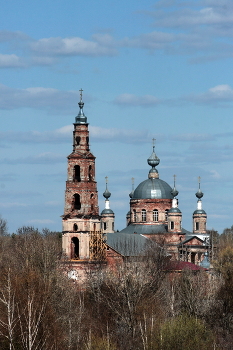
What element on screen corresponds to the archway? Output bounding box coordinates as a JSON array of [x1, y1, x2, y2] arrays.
[[71, 237, 79, 259]]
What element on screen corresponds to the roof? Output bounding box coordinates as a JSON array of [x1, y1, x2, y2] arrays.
[[133, 178, 174, 199], [120, 223, 191, 236], [101, 208, 114, 215], [106, 232, 147, 256]]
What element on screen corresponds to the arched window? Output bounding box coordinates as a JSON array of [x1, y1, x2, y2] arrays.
[[73, 194, 81, 210], [71, 237, 79, 259], [170, 221, 174, 230], [141, 209, 147, 222], [89, 165, 93, 181], [196, 222, 199, 230], [133, 210, 136, 222], [73, 223, 78, 231], [104, 222, 107, 230], [153, 209, 158, 222], [76, 136, 80, 145], [112, 222, 114, 231], [74, 165, 81, 182], [165, 209, 169, 221]]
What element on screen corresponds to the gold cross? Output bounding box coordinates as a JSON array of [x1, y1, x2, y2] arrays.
[[105, 176, 108, 184]]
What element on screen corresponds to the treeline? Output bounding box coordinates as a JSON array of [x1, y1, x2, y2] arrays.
[[0, 218, 232, 349]]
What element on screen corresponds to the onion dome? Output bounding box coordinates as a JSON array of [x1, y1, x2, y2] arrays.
[[171, 174, 179, 197], [103, 176, 111, 199], [195, 176, 203, 199], [101, 176, 114, 215], [147, 139, 160, 179], [132, 140, 174, 200], [193, 177, 206, 214], [75, 88, 87, 124]]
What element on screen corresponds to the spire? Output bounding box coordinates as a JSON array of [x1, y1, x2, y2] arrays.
[[129, 177, 135, 198], [193, 176, 206, 214], [196, 176, 204, 200], [171, 174, 179, 198], [195, 176, 204, 210], [103, 176, 111, 210], [148, 138, 160, 179], [103, 176, 111, 200], [75, 88, 87, 124]]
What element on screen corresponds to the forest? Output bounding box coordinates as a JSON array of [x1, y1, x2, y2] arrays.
[[0, 216, 233, 350]]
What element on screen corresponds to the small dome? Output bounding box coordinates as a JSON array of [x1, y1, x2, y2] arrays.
[[193, 209, 206, 215], [101, 208, 114, 215], [168, 207, 181, 214], [196, 188, 203, 199], [133, 178, 174, 199], [103, 188, 111, 199], [147, 149, 160, 168]]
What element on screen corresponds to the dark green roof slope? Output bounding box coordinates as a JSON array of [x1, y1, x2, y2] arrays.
[[106, 232, 147, 257]]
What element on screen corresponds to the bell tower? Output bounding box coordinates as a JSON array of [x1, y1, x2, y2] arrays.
[[62, 90, 101, 260]]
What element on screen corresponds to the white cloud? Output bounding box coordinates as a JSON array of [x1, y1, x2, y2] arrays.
[[0, 54, 24, 68], [30, 36, 117, 57], [0, 83, 79, 113], [114, 93, 160, 106], [184, 84, 233, 105]]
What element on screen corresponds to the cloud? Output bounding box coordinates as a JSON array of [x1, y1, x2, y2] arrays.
[[0, 30, 29, 42], [0, 153, 64, 165], [184, 84, 233, 105], [89, 126, 151, 143], [170, 133, 215, 142], [114, 93, 160, 106], [30, 35, 117, 57], [149, 4, 233, 28], [0, 31, 117, 70], [129, 1, 233, 61], [0, 54, 25, 68], [122, 31, 175, 50], [0, 83, 80, 113], [0, 124, 152, 146], [0, 202, 27, 208]]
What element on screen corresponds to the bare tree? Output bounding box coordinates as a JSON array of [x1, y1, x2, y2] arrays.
[[0, 216, 8, 236], [0, 269, 17, 350]]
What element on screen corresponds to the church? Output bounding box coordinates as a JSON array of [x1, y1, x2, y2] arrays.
[[61, 91, 210, 277]]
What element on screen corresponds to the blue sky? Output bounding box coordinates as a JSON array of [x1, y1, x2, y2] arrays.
[[1, 0, 233, 233]]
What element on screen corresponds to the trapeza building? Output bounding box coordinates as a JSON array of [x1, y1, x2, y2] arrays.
[[62, 93, 210, 277]]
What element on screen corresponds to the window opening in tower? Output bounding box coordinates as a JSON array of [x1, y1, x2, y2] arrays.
[[73, 194, 81, 210]]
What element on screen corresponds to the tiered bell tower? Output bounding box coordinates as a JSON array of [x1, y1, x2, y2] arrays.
[[62, 90, 101, 260]]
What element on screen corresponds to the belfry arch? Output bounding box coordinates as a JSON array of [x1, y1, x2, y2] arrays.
[[74, 165, 81, 182], [71, 237, 79, 259], [73, 193, 81, 210]]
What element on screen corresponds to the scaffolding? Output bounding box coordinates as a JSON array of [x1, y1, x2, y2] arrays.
[[89, 230, 106, 261]]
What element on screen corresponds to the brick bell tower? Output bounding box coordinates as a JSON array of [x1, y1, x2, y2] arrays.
[[62, 89, 101, 260]]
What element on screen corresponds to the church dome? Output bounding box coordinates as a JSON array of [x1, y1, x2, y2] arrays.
[[101, 208, 114, 215], [132, 142, 174, 200], [133, 178, 174, 199]]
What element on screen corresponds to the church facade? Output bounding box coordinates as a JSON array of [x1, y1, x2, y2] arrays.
[[61, 92, 210, 276]]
